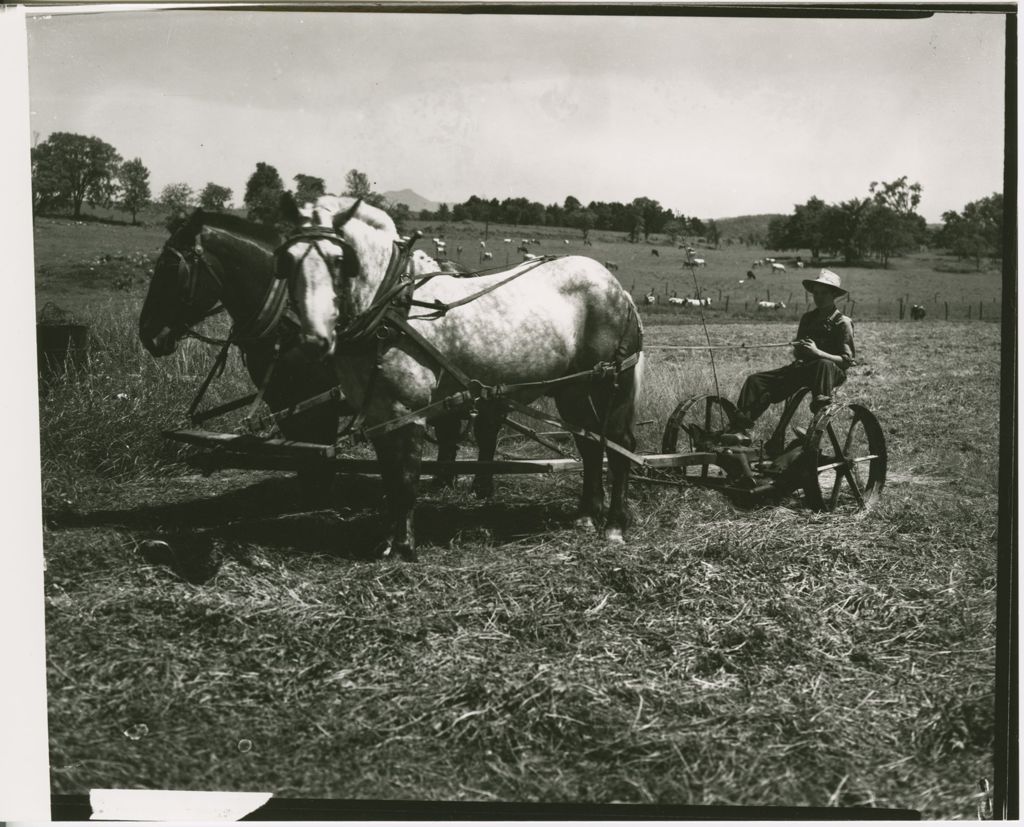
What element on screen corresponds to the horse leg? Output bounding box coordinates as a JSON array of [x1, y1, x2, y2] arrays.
[[604, 439, 634, 544], [572, 435, 605, 532], [430, 416, 460, 489], [471, 405, 503, 499], [372, 423, 424, 561], [603, 362, 643, 543]]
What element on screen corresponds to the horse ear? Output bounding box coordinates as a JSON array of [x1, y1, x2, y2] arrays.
[[279, 192, 301, 224], [332, 198, 363, 231]]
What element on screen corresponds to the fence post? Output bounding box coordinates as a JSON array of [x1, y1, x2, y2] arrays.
[[945, 302, 949, 320], [744, 301, 748, 311], [849, 300, 855, 316], [724, 296, 729, 311], [718, 288, 722, 301], [766, 288, 771, 301], [898, 298, 904, 320], [787, 292, 793, 306], [968, 304, 973, 319]]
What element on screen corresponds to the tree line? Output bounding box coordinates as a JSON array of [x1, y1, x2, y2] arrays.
[[766, 178, 1003, 269], [29, 131, 1002, 269]]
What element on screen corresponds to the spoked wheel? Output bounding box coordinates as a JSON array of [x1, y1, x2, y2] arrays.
[[803, 403, 887, 512], [661, 395, 737, 481], [761, 388, 813, 459]]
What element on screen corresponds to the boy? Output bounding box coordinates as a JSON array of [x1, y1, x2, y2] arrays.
[[726, 269, 855, 442]]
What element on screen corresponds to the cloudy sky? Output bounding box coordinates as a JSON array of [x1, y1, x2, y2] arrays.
[[25, 6, 1008, 222]]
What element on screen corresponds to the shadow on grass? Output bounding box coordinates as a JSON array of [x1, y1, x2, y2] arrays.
[[46, 472, 573, 583]]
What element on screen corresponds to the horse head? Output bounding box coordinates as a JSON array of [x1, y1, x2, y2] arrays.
[[276, 192, 396, 358], [140, 208, 227, 356]]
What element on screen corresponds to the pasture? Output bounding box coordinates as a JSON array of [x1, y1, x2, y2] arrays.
[[34, 213, 1001, 816]]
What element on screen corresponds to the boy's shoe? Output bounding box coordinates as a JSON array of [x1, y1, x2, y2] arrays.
[[719, 430, 752, 447], [810, 395, 832, 413]]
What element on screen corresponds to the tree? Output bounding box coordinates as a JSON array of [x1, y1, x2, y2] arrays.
[[199, 182, 233, 212], [938, 192, 1004, 269], [118, 157, 150, 225], [569, 208, 597, 241], [343, 168, 386, 208], [827, 198, 872, 264], [865, 177, 927, 267], [788, 196, 829, 260], [159, 183, 195, 227], [293, 174, 325, 205], [31, 132, 122, 218], [390, 202, 411, 234], [869, 175, 922, 215], [244, 162, 285, 225], [563, 195, 582, 213], [662, 218, 685, 246], [706, 219, 720, 249]]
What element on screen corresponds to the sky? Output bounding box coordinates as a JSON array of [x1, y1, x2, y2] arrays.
[[24, 6, 1009, 224]]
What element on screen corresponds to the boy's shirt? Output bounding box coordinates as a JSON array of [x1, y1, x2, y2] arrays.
[[795, 307, 856, 369]]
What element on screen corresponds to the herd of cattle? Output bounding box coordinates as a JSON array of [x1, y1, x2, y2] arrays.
[[416, 235, 930, 319]]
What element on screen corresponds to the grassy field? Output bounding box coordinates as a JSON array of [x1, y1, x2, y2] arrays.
[[34, 210, 1004, 816]]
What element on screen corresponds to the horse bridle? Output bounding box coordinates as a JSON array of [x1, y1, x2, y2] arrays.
[[274, 227, 351, 289], [158, 241, 226, 330]]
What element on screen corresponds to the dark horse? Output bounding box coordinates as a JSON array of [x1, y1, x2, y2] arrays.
[[139, 208, 480, 494], [139, 210, 344, 451], [277, 194, 645, 560]]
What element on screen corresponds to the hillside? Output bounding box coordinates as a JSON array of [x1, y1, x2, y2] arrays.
[[710, 213, 786, 242], [382, 189, 441, 213]]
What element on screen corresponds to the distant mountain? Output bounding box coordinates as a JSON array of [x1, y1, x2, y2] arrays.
[[382, 189, 441, 213]]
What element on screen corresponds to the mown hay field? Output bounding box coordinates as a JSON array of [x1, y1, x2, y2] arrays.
[[33, 213, 1003, 816]]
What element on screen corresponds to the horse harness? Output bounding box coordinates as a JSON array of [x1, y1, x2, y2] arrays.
[[274, 226, 644, 458]]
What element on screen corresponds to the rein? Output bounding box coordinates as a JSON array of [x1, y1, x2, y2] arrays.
[[277, 227, 643, 452]]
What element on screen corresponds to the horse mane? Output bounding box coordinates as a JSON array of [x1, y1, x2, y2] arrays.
[[178, 208, 283, 249], [313, 195, 397, 237]]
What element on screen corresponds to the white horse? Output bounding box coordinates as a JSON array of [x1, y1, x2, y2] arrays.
[[277, 194, 645, 558]]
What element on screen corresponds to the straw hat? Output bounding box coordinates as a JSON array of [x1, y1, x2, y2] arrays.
[[802, 268, 847, 296]]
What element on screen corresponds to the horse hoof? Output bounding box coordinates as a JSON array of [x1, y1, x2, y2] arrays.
[[605, 528, 626, 545], [574, 516, 597, 531]]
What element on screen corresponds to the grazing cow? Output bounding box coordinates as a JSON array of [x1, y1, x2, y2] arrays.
[[752, 259, 763, 267], [482, 251, 493, 261], [479, 240, 487, 247], [564, 239, 570, 245], [644, 292, 657, 305], [523, 252, 540, 261], [911, 304, 926, 320], [583, 239, 594, 247], [681, 297, 711, 307], [796, 261, 805, 269], [689, 258, 706, 267], [771, 262, 786, 273], [517, 244, 530, 254], [651, 249, 660, 257], [605, 261, 620, 271], [456, 245, 464, 256], [757, 300, 786, 310], [745, 269, 757, 281], [667, 296, 685, 306], [503, 238, 512, 244]]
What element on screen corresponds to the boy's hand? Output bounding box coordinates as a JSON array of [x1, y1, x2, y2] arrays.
[[795, 338, 820, 358]]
